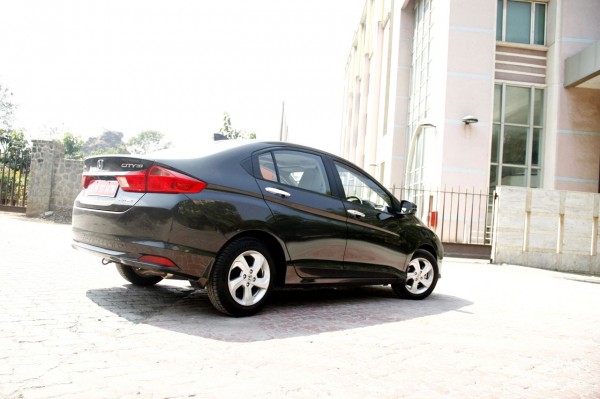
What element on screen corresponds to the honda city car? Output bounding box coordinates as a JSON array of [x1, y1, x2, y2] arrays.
[[72, 140, 443, 316]]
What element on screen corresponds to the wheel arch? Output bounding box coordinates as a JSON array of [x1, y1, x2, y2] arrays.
[[402, 242, 440, 273], [417, 243, 438, 261], [207, 229, 289, 287], [413, 242, 442, 279]]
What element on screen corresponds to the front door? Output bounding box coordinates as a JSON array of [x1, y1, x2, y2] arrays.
[[333, 162, 409, 279]]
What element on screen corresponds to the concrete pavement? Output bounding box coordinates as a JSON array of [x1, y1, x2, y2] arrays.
[[0, 211, 599, 398]]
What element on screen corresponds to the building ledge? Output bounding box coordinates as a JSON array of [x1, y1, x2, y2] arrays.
[[565, 40, 600, 89]]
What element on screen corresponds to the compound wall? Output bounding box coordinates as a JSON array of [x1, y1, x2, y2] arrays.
[[492, 186, 600, 276], [27, 140, 83, 220]]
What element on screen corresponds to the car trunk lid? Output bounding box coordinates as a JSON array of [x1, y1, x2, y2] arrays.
[[76, 156, 154, 212]]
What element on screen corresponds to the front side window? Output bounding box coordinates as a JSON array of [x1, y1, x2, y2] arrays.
[[258, 150, 331, 195], [335, 162, 393, 212], [497, 0, 546, 45], [490, 84, 544, 190]]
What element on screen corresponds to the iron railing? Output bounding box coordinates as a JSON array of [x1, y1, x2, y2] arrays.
[[391, 186, 494, 245], [0, 149, 31, 210]]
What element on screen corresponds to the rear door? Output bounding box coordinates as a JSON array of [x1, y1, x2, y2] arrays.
[[254, 149, 348, 279]]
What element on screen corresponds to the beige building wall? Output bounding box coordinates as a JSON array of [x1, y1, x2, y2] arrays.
[[341, 0, 407, 189], [492, 186, 600, 275]]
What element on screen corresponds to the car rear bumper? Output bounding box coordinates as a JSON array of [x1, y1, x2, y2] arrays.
[[71, 240, 198, 280], [72, 204, 217, 282]]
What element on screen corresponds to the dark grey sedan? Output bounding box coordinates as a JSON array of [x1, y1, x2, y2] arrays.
[[72, 141, 443, 316]]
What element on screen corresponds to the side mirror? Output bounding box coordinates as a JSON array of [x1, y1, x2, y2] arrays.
[[398, 200, 417, 216]]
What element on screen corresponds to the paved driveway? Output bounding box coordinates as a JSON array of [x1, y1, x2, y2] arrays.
[[1, 211, 599, 398]]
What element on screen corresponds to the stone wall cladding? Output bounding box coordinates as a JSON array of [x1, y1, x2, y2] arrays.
[[26, 140, 83, 222], [51, 158, 84, 210], [27, 140, 56, 215], [492, 186, 600, 276]]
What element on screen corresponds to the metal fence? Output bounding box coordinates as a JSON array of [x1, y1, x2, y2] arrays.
[[391, 186, 495, 246], [0, 149, 31, 211]]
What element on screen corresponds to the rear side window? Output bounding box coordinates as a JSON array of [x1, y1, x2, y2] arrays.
[[258, 153, 277, 182], [258, 150, 331, 195]]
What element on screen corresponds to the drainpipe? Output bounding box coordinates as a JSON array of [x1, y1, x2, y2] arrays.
[[404, 121, 436, 187]]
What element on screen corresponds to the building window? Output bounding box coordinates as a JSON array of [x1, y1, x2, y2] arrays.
[[407, 0, 433, 195], [409, 0, 433, 127], [490, 84, 544, 190], [497, 0, 546, 45]]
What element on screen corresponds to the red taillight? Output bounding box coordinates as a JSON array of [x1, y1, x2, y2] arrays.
[[115, 171, 146, 192], [116, 166, 206, 194], [147, 166, 206, 193], [82, 175, 95, 188], [138, 255, 177, 268]]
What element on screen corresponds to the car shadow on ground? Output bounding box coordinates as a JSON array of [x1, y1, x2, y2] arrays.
[[86, 283, 472, 342]]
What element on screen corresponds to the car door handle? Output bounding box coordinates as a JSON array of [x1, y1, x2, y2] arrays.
[[347, 209, 365, 218], [265, 187, 291, 198]]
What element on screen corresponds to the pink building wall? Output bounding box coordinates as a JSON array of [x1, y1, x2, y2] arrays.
[[551, 0, 600, 192], [341, 0, 599, 195], [439, 0, 496, 192]]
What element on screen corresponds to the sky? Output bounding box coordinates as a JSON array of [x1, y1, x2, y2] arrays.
[[0, 0, 365, 153]]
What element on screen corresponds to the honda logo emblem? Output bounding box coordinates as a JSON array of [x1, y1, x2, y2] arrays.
[[97, 159, 104, 170]]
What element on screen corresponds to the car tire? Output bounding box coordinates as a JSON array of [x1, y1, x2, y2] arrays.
[[207, 237, 274, 317], [115, 263, 163, 287], [392, 249, 438, 300]]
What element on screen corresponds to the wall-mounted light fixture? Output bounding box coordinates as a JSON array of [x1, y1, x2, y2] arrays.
[[462, 115, 479, 125]]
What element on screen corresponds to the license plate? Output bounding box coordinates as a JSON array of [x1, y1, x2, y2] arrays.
[[86, 180, 119, 197]]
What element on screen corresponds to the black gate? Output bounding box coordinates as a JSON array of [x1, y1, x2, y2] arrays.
[[393, 186, 496, 260], [0, 149, 31, 212]]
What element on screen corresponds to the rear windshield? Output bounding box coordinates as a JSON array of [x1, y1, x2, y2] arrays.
[[149, 140, 253, 160]]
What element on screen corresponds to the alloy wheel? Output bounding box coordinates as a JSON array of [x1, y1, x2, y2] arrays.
[[227, 250, 271, 307], [404, 257, 435, 295]]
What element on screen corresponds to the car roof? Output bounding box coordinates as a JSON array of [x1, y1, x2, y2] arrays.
[[149, 140, 340, 162]]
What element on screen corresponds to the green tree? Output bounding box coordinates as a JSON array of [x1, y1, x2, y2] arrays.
[[62, 132, 85, 160], [219, 112, 257, 140], [0, 130, 30, 173], [0, 129, 29, 154], [0, 84, 30, 176], [126, 130, 171, 155], [0, 84, 16, 132], [0, 84, 29, 205], [82, 131, 128, 156], [0, 84, 23, 154]]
